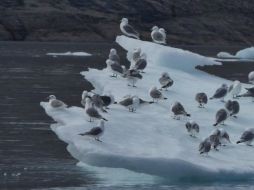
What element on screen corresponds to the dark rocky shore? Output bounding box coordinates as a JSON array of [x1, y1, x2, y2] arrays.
[[0, 0, 254, 45]]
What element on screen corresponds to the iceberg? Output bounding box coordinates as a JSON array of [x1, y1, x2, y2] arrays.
[[41, 36, 254, 182]]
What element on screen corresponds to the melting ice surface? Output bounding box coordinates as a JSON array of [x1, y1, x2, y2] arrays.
[[41, 36, 254, 185]]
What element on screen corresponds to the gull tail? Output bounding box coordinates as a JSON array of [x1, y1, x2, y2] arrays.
[[209, 97, 214, 100], [102, 118, 108, 121], [213, 123, 218, 126], [236, 140, 242, 144]]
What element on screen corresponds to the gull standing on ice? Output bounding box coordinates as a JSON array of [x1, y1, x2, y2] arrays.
[[149, 86, 167, 102], [199, 138, 211, 155], [84, 98, 107, 122], [225, 100, 240, 118], [151, 26, 166, 44], [159, 72, 174, 91], [171, 101, 191, 120], [159, 28, 167, 42], [248, 71, 254, 84], [195, 92, 208, 108], [133, 53, 147, 73], [47, 95, 67, 109], [218, 128, 231, 145], [185, 121, 199, 137], [228, 80, 242, 99], [237, 87, 254, 101], [210, 84, 228, 102], [106, 59, 125, 78], [118, 96, 140, 112], [79, 120, 105, 142], [120, 18, 139, 39], [237, 128, 254, 146], [213, 108, 229, 126], [91, 94, 108, 113], [108, 48, 120, 64], [123, 69, 142, 87], [131, 48, 142, 63], [208, 130, 221, 150]]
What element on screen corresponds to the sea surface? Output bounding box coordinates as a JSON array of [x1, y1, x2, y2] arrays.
[[1, 41, 254, 189]]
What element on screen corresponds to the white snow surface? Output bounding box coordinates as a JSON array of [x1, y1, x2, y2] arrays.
[[41, 36, 254, 181], [47, 51, 92, 57]]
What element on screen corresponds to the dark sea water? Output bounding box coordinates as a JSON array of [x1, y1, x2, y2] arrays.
[[1, 41, 254, 189]]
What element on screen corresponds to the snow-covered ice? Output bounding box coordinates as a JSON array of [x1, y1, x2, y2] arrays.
[[41, 36, 254, 182], [47, 51, 92, 57]]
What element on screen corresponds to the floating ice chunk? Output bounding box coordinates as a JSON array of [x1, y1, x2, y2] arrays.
[[47, 51, 92, 57]]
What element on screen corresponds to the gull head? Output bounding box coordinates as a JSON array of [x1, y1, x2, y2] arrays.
[[151, 26, 159, 31], [121, 18, 128, 23], [110, 48, 117, 55], [48, 95, 56, 100]]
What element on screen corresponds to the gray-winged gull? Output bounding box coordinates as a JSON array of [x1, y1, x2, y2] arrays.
[[132, 48, 142, 63], [195, 92, 208, 108], [159, 72, 174, 91], [133, 53, 147, 73], [149, 86, 167, 102], [228, 80, 242, 99], [237, 87, 254, 101], [48, 95, 67, 109], [213, 108, 229, 126], [84, 98, 107, 122], [225, 100, 240, 118], [109, 48, 120, 64], [199, 138, 211, 155], [185, 121, 199, 137], [210, 84, 228, 102], [123, 69, 142, 87], [151, 26, 166, 44], [171, 101, 191, 120], [79, 119, 105, 142], [120, 18, 139, 39], [237, 128, 254, 146], [106, 59, 126, 78]]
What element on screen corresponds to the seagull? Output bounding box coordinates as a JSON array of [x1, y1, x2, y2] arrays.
[[120, 18, 139, 39], [228, 80, 242, 99], [185, 121, 199, 137], [84, 98, 107, 122], [106, 59, 126, 78], [225, 100, 240, 118], [171, 101, 191, 120], [100, 94, 117, 109], [208, 130, 221, 150], [248, 71, 254, 84], [159, 28, 167, 42], [131, 48, 142, 63], [159, 72, 174, 91], [133, 53, 147, 73], [47, 95, 67, 109], [123, 69, 142, 87], [210, 84, 228, 102], [195, 92, 208, 108], [237, 87, 254, 101], [149, 86, 167, 102], [199, 138, 211, 155], [91, 94, 108, 113], [237, 128, 254, 146], [151, 26, 166, 44], [79, 120, 105, 142], [81, 90, 93, 107], [218, 128, 231, 145], [118, 96, 140, 112], [108, 48, 120, 64], [213, 108, 229, 126]]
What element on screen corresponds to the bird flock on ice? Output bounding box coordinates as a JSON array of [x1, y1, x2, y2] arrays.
[[45, 18, 254, 155]]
